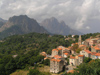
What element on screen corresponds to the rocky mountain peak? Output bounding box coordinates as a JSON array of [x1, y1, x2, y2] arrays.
[[40, 17, 83, 35], [0, 15, 49, 39]]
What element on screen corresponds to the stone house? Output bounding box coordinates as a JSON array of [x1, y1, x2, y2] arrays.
[[69, 55, 84, 66], [64, 48, 71, 54], [95, 53, 100, 59], [89, 39, 97, 46], [84, 39, 90, 47], [79, 45, 86, 50], [69, 56, 76, 66], [91, 52, 97, 59], [80, 50, 91, 58], [50, 55, 64, 73], [57, 46, 71, 56], [71, 50, 76, 55], [78, 55, 84, 65], [97, 39, 100, 44], [91, 46, 100, 53], [51, 48, 62, 57]]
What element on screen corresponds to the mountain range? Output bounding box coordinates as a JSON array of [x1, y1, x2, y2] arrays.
[[40, 17, 83, 35], [0, 15, 83, 39], [0, 15, 48, 39]]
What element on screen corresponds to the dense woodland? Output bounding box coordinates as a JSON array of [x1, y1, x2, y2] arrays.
[[0, 32, 100, 75], [0, 32, 75, 75]]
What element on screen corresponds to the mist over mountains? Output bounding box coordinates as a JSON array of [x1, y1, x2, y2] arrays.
[[0, 15, 83, 39], [40, 17, 83, 35]]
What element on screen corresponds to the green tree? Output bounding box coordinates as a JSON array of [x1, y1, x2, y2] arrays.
[[84, 57, 92, 63], [43, 59, 50, 66], [71, 44, 79, 51]]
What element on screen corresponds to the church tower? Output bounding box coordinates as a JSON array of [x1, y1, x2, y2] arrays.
[[78, 35, 81, 45]]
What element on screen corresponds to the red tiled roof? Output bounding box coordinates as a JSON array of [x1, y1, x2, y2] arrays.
[[51, 59, 61, 62], [79, 45, 86, 47], [64, 53, 68, 55], [94, 46, 100, 50], [57, 48, 62, 50], [91, 52, 97, 55], [54, 55, 62, 59], [95, 53, 100, 56], [78, 55, 84, 57], [84, 50, 91, 54], [67, 70, 75, 73], [52, 49, 58, 51], [86, 38, 91, 41], [67, 70, 79, 73]]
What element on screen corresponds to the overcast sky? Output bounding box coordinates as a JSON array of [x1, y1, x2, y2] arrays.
[[0, 0, 100, 34]]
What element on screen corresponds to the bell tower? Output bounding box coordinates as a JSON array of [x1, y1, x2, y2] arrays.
[[78, 35, 81, 45]]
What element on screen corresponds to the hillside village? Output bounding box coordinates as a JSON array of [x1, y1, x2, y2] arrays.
[[41, 35, 100, 74]]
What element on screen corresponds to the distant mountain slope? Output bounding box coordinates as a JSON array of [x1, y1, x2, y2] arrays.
[[0, 18, 7, 27], [0, 18, 7, 22], [0, 21, 5, 28], [0, 15, 48, 39], [40, 17, 83, 35]]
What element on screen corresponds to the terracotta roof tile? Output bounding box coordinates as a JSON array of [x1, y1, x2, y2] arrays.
[[64, 53, 68, 55], [86, 38, 91, 41], [67, 70, 79, 73], [57, 48, 62, 50], [84, 50, 91, 54], [78, 55, 84, 57], [52, 49, 58, 51], [79, 45, 86, 47], [94, 46, 100, 50], [54, 55, 62, 59], [91, 52, 97, 55], [51, 59, 61, 62], [95, 53, 100, 56]]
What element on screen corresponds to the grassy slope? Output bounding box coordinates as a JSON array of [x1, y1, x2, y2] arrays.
[[10, 70, 29, 75], [10, 66, 63, 75]]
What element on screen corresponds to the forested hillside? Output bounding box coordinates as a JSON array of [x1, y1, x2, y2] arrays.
[[0, 32, 100, 75], [0, 32, 75, 75]]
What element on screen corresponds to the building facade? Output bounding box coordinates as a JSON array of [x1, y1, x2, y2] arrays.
[[80, 50, 91, 58], [50, 55, 64, 73], [78, 35, 82, 45], [69, 55, 84, 66]]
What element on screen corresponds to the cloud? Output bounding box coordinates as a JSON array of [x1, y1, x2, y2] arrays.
[[86, 26, 90, 29], [75, 0, 95, 29], [0, 1, 3, 8], [0, 0, 100, 33]]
